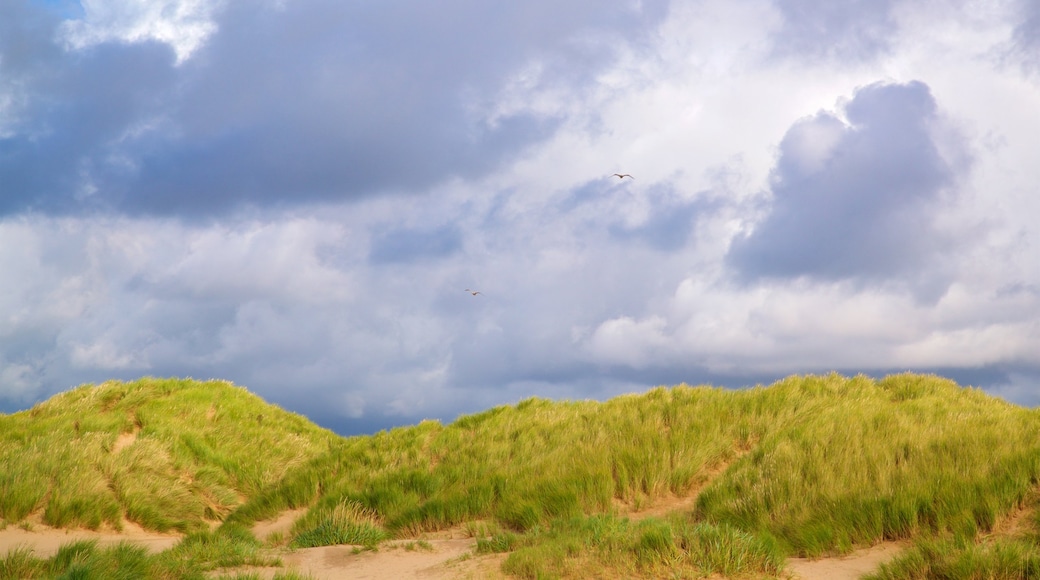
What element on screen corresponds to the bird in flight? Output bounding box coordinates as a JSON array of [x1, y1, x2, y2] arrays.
[[612, 173, 634, 179], [465, 289, 482, 296]]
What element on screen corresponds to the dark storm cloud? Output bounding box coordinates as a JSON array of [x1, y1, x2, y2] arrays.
[[1, 0, 670, 217], [770, 0, 897, 62], [2, 43, 178, 215], [727, 81, 965, 285], [0, 0, 178, 214]]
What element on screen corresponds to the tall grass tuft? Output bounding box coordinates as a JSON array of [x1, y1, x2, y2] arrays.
[[290, 499, 388, 548], [0, 546, 45, 579], [493, 513, 785, 579], [866, 537, 1040, 580], [0, 526, 287, 579]]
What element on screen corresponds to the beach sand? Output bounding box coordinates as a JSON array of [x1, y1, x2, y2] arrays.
[[1, 512, 903, 580]]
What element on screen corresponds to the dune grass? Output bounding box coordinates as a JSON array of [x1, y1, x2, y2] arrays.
[[0, 524, 308, 580], [865, 537, 1040, 580], [6, 372, 1040, 578], [288, 499, 388, 548], [225, 373, 1040, 578], [476, 512, 785, 579], [695, 374, 1040, 555], [0, 377, 337, 533]]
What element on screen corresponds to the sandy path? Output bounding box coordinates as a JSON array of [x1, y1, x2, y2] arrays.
[[786, 542, 904, 580], [274, 539, 481, 580], [245, 511, 502, 580], [265, 540, 902, 580], [0, 522, 181, 558], [3, 494, 908, 580], [1, 523, 902, 579]]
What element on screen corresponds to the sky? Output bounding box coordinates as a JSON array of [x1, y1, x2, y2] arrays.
[[2, 0, 1040, 435]]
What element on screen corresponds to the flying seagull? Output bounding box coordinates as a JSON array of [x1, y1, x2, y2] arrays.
[[612, 173, 634, 179], [465, 289, 482, 296]]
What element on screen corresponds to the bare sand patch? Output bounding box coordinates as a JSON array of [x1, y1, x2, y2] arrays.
[[220, 538, 484, 580], [785, 542, 905, 580], [252, 507, 308, 541], [986, 501, 1034, 541], [112, 428, 139, 453], [623, 493, 699, 521], [1, 514, 907, 580], [0, 519, 181, 558], [618, 452, 744, 522]]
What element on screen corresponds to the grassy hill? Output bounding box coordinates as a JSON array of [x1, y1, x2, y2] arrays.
[[5, 373, 1040, 579], [0, 377, 337, 533]]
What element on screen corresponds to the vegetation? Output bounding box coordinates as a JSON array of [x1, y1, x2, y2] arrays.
[[5, 373, 1040, 578], [0, 525, 310, 579], [0, 377, 337, 532]]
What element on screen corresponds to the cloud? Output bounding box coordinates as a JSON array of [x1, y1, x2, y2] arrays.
[[606, 183, 709, 252], [726, 80, 969, 290], [0, 35, 178, 215], [368, 225, 463, 265], [583, 315, 671, 368], [1011, 0, 1040, 72], [769, 0, 898, 62], [3, 2, 1040, 437], [60, 0, 219, 63], [1, 0, 671, 218]]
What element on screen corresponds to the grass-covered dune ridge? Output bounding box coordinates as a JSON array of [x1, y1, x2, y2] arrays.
[[0, 377, 337, 533], [225, 373, 1040, 578], [6, 373, 1040, 579]]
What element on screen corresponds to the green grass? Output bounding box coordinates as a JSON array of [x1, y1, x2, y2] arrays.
[[482, 513, 784, 579], [694, 374, 1040, 555], [0, 377, 337, 532], [0, 526, 298, 580], [6, 373, 1040, 578], [225, 373, 1040, 577], [289, 499, 388, 548]]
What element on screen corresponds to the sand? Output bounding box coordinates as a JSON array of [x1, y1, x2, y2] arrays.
[[785, 542, 904, 580], [0, 517, 903, 579], [0, 520, 181, 558]]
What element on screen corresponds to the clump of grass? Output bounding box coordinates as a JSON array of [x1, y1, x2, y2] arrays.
[[290, 499, 388, 548], [0, 539, 154, 580], [0, 527, 299, 580], [477, 530, 523, 554], [0, 546, 45, 579], [151, 523, 280, 577], [393, 540, 434, 552], [496, 514, 784, 579], [263, 530, 287, 547], [866, 537, 1040, 580], [463, 518, 501, 539]]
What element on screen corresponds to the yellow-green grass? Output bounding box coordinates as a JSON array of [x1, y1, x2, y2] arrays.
[[228, 373, 1040, 578], [7, 373, 1040, 579], [0, 377, 337, 533], [0, 524, 315, 580]]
